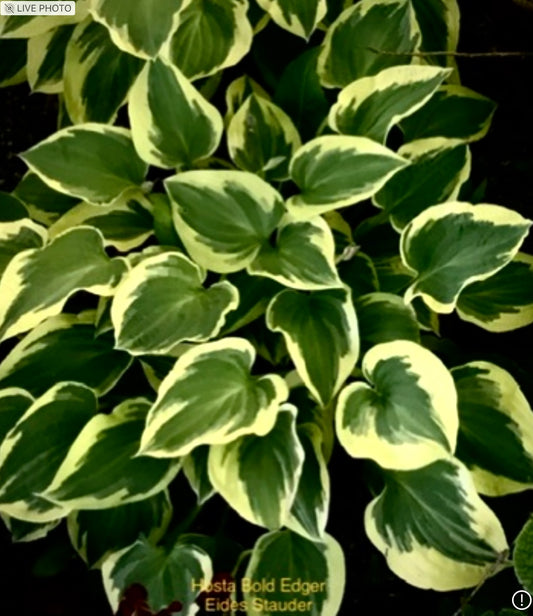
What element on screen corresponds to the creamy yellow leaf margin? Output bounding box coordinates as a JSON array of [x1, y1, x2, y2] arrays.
[[227, 94, 301, 181], [0, 217, 47, 274], [286, 423, 331, 541], [373, 137, 472, 231], [166, 170, 285, 273], [401, 202, 532, 313], [248, 215, 341, 290], [336, 340, 458, 470], [90, 0, 189, 59], [266, 285, 358, 406], [365, 457, 509, 590], [43, 398, 182, 510], [139, 338, 288, 458], [0, 382, 96, 523], [27, 26, 72, 94], [49, 198, 153, 252], [329, 65, 451, 142], [0, 217, 47, 244], [456, 253, 533, 332], [0, 227, 127, 342], [243, 530, 345, 616], [129, 57, 224, 169], [1, 514, 60, 543], [401, 84, 497, 143], [101, 539, 212, 614], [20, 124, 148, 205], [0, 387, 34, 440], [317, 0, 420, 88], [256, 0, 327, 40], [0, 1, 89, 38], [110, 251, 239, 355], [287, 135, 408, 218], [63, 18, 145, 125], [0, 311, 131, 397], [208, 404, 304, 529], [225, 75, 271, 124], [453, 361, 533, 496], [160, 0, 253, 81]]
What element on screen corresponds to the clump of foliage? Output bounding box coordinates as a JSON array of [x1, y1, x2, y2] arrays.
[[1, 0, 533, 614]]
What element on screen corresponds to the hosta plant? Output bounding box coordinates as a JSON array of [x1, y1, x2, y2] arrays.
[[1, 0, 533, 614]]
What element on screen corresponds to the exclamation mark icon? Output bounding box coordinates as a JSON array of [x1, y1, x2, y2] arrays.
[[512, 589, 532, 611]]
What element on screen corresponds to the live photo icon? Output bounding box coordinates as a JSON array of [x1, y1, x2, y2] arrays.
[[0, 1, 76, 15], [512, 590, 532, 611]]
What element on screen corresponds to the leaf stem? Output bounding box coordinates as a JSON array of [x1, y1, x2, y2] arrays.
[[161, 503, 203, 548], [366, 46, 533, 58]]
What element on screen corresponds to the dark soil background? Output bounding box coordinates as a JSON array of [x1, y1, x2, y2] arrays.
[[1, 1, 533, 615]]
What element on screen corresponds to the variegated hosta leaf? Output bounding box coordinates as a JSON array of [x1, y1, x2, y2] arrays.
[[90, 0, 187, 58], [0, 227, 127, 342], [401, 85, 497, 142], [139, 338, 288, 458], [336, 340, 458, 470], [165, 170, 285, 273], [64, 19, 145, 124], [287, 136, 408, 218], [244, 530, 344, 616], [129, 58, 223, 170], [456, 253, 533, 332], [0, 312, 132, 397], [21, 125, 147, 204], [13, 172, 79, 225], [256, 0, 327, 39], [0, 388, 33, 442], [248, 217, 341, 290], [0, 382, 97, 522], [401, 202, 532, 313], [317, 0, 420, 88], [182, 446, 215, 505], [410, 0, 459, 70], [1, 514, 60, 543], [161, 0, 253, 81], [68, 491, 173, 567], [44, 399, 182, 510], [0, 192, 28, 222], [365, 457, 508, 590], [354, 292, 420, 356], [452, 362, 533, 496], [27, 25, 74, 94], [102, 537, 212, 614], [0, 1, 89, 38], [266, 287, 358, 407], [227, 94, 301, 181], [0, 218, 47, 277], [208, 405, 304, 529], [329, 65, 450, 143], [225, 74, 271, 123], [111, 252, 239, 355], [515, 518, 533, 594], [286, 424, 330, 540], [373, 138, 471, 230], [49, 196, 154, 252], [0, 39, 26, 87]]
